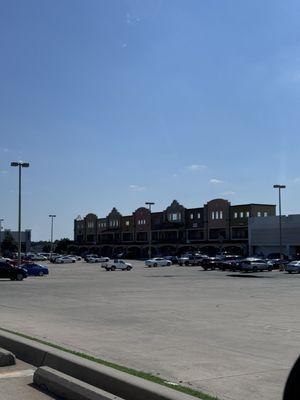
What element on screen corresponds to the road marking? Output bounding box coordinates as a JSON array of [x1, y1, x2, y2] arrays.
[[0, 369, 35, 379]]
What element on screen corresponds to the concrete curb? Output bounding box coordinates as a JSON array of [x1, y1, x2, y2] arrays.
[[34, 366, 124, 400], [0, 330, 197, 400], [0, 347, 16, 367]]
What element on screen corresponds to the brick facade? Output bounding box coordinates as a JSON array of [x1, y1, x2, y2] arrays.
[[74, 199, 276, 257]]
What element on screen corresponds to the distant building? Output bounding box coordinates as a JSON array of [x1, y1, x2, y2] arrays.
[[74, 199, 276, 257], [248, 215, 300, 258], [0, 229, 31, 252]]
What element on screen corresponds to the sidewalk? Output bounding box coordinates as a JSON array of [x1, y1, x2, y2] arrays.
[[0, 359, 58, 400]]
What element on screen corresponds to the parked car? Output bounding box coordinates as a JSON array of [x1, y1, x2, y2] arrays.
[[178, 254, 209, 266], [218, 255, 244, 271], [0, 257, 12, 262], [240, 258, 273, 272], [38, 252, 51, 259], [49, 254, 62, 263], [68, 255, 82, 261], [25, 254, 48, 261], [0, 261, 27, 281], [201, 256, 224, 270], [105, 259, 132, 271], [219, 259, 243, 272], [54, 256, 76, 264], [145, 257, 172, 267], [83, 254, 99, 262], [22, 263, 49, 277], [99, 258, 111, 268], [86, 256, 109, 264], [285, 261, 300, 274], [163, 255, 179, 264], [266, 258, 290, 269]]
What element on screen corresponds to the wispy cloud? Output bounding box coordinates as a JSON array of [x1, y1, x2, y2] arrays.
[[210, 178, 223, 184], [293, 177, 300, 184], [3, 148, 8, 152], [129, 184, 146, 192], [126, 12, 141, 25], [121, 43, 127, 49], [221, 191, 235, 195], [186, 164, 207, 172]]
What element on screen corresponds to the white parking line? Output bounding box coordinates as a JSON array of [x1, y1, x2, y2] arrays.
[[0, 369, 35, 379]]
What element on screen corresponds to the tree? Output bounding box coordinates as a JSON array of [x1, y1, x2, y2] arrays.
[[42, 243, 51, 252], [1, 233, 17, 255], [55, 238, 73, 254], [67, 244, 78, 254]]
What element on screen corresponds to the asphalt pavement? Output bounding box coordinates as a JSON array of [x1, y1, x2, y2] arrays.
[[0, 260, 299, 400]]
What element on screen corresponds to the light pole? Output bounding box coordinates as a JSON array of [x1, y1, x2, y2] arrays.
[[11, 161, 30, 266], [0, 218, 3, 250], [145, 202, 155, 259], [273, 184, 286, 265], [49, 215, 56, 257]]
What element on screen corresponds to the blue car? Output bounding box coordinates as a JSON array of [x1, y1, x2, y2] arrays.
[[22, 263, 49, 277]]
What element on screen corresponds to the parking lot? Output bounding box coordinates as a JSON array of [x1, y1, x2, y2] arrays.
[[0, 260, 299, 400]]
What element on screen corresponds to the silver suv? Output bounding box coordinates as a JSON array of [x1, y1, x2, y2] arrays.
[[240, 258, 272, 272], [105, 259, 132, 271]]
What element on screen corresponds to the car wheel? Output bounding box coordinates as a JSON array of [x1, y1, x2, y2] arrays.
[[253, 267, 257, 272], [16, 273, 24, 281], [288, 271, 292, 274], [184, 261, 189, 266], [38, 271, 44, 277], [72, 260, 75, 263], [153, 263, 157, 267], [268, 267, 272, 272], [111, 266, 116, 271], [126, 266, 131, 271], [167, 262, 171, 266]]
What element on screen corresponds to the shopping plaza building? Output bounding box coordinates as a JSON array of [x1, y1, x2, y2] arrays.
[[74, 199, 276, 258]]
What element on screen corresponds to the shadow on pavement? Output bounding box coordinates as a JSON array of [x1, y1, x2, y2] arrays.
[[227, 274, 273, 278]]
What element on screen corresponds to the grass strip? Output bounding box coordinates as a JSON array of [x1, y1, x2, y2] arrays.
[[0, 327, 219, 400]]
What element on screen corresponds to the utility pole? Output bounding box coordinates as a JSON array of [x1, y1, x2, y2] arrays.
[[0, 218, 3, 251], [49, 215, 56, 257], [145, 202, 155, 259], [273, 184, 286, 268], [11, 161, 30, 266]]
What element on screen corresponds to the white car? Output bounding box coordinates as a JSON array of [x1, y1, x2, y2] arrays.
[[145, 258, 172, 267], [105, 259, 132, 271], [27, 254, 48, 261], [54, 256, 76, 264], [86, 256, 109, 264], [68, 255, 82, 261], [286, 261, 300, 274]]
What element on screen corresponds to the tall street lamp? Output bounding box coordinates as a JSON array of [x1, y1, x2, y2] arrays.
[[273, 184, 286, 264], [145, 202, 155, 259], [11, 161, 30, 266], [0, 218, 3, 249], [49, 215, 56, 257]]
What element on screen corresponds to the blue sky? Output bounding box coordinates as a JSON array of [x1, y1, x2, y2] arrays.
[[1, 0, 300, 241]]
